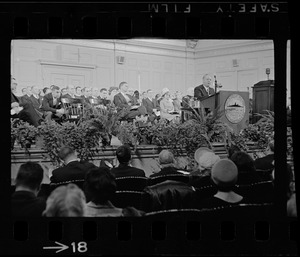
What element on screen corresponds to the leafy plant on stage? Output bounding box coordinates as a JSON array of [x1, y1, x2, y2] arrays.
[[116, 121, 140, 148], [85, 105, 123, 146], [240, 110, 274, 149], [38, 120, 102, 166], [37, 121, 63, 165], [11, 118, 38, 151]]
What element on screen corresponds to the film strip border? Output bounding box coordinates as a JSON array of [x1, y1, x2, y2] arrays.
[[11, 213, 298, 255], [0, 2, 290, 38], [1, 1, 297, 255]]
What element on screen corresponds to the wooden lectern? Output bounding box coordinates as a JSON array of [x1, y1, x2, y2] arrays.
[[200, 90, 250, 133], [252, 80, 274, 123]]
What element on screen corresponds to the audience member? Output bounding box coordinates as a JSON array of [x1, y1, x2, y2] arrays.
[[197, 159, 247, 209], [50, 146, 96, 184], [74, 86, 83, 98], [11, 79, 42, 127], [173, 91, 182, 112], [141, 180, 196, 212], [99, 88, 111, 106], [227, 144, 241, 159], [189, 147, 220, 188], [61, 87, 68, 97], [30, 86, 44, 114], [254, 140, 274, 171], [84, 167, 145, 217], [110, 144, 146, 178], [230, 151, 265, 185], [43, 183, 86, 217], [108, 86, 119, 102], [142, 89, 159, 123], [43, 87, 51, 95], [11, 162, 46, 217], [194, 73, 215, 101], [41, 85, 65, 122], [113, 82, 147, 120], [181, 87, 195, 108], [154, 93, 161, 107], [150, 150, 182, 177], [63, 85, 75, 98], [160, 88, 180, 122]]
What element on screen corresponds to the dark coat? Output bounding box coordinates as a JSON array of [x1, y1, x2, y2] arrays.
[[142, 98, 159, 114], [141, 180, 195, 212], [110, 164, 146, 178], [194, 84, 215, 101], [254, 154, 274, 171], [150, 167, 183, 178], [11, 191, 46, 217], [50, 160, 96, 184], [41, 93, 62, 113], [11, 92, 42, 127], [113, 92, 135, 110]]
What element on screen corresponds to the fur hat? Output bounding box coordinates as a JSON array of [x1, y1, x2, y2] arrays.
[[211, 159, 238, 187], [161, 88, 170, 97], [198, 151, 220, 170]]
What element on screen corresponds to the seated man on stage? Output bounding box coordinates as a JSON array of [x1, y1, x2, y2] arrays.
[[11, 78, 42, 127], [113, 81, 147, 120], [41, 85, 66, 122], [142, 89, 160, 123], [99, 88, 111, 107], [194, 73, 215, 101]]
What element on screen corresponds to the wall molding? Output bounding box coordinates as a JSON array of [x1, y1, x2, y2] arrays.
[[39, 59, 97, 69]]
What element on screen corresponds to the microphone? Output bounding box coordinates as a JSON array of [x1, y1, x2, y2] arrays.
[[214, 74, 222, 88]]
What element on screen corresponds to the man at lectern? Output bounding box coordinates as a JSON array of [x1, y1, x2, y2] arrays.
[[194, 73, 215, 101]]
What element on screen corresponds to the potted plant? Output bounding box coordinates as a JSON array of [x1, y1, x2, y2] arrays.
[[11, 118, 38, 150], [84, 105, 123, 146]]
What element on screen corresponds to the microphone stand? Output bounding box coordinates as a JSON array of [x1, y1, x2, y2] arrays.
[[214, 75, 218, 110]]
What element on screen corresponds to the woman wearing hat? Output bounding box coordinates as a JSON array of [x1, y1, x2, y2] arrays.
[[159, 88, 180, 122], [197, 159, 248, 209]]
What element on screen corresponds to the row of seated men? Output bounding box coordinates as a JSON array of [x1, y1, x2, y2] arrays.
[[11, 79, 163, 125], [11, 140, 297, 217]]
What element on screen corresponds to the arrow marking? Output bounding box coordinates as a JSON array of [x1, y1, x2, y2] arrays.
[[43, 241, 69, 253]]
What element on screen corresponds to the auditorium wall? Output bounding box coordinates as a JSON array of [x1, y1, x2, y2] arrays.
[[11, 39, 195, 96], [194, 40, 275, 99], [11, 39, 287, 101]]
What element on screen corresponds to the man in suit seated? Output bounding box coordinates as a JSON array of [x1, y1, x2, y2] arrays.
[[194, 73, 215, 101], [11, 78, 42, 127], [11, 162, 46, 217], [110, 144, 146, 178], [99, 88, 111, 106], [29, 85, 44, 120], [50, 146, 96, 185], [63, 84, 76, 98], [142, 89, 160, 123], [114, 82, 147, 120], [41, 85, 66, 122], [150, 150, 183, 178]]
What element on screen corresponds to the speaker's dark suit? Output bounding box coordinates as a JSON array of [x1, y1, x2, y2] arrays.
[[50, 160, 96, 184], [194, 84, 215, 101], [110, 164, 146, 178]]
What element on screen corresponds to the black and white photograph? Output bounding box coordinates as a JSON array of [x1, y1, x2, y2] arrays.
[[5, 1, 297, 256]]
